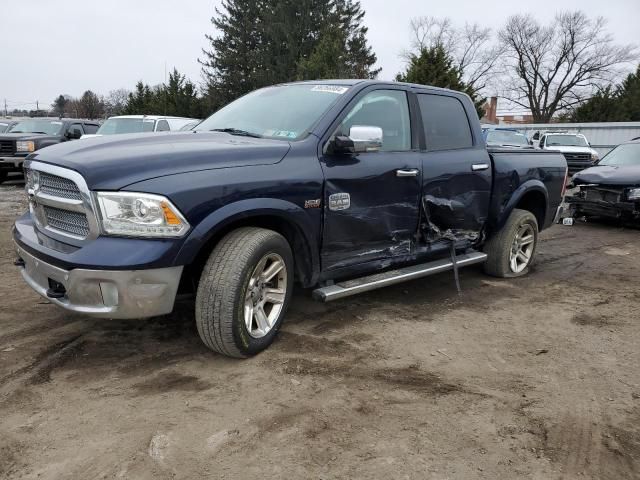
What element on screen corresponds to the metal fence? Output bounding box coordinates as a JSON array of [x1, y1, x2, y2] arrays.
[[513, 122, 640, 157]]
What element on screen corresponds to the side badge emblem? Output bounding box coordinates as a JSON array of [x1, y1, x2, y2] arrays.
[[304, 199, 321, 209], [329, 193, 350, 211]]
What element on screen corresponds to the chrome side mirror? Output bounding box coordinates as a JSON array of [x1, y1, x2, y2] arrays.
[[349, 125, 383, 153]]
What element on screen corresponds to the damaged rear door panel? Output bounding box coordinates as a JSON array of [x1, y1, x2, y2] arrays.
[[416, 93, 492, 248]]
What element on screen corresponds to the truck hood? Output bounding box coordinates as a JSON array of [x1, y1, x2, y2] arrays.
[[27, 131, 291, 190], [0, 133, 59, 142], [572, 164, 640, 186]]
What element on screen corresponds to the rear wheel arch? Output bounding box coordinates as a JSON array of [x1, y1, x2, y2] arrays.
[[493, 181, 548, 234], [515, 189, 547, 228]]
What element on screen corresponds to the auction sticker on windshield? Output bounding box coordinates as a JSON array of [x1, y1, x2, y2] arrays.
[[311, 85, 349, 94]]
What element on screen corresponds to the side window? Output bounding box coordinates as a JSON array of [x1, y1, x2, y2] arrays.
[[156, 120, 170, 132], [418, 94, 473, 151], [69, 123, 84, 138], [83, 123, 99, 134], [337, 90, 411, 152]]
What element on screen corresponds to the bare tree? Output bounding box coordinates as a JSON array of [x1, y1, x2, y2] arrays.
[[403, 17, 503, 93], [104, 89, 130, 116], [499, 11, 636, 122]]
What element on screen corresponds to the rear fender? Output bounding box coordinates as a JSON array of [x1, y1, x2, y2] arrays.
[[492, 180, 548, 233]]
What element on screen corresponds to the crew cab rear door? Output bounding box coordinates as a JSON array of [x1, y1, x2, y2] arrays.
[[319, 87, 422, 271], [416, 92, 492, 245]]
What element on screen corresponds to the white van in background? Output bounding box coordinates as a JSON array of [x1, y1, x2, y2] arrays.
[[81, 115, 199, 139]]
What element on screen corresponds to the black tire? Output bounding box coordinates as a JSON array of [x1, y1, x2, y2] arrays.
[[0, 171, 7, 184], [195, 227, 294, 358], [483, 208, 539, 278]]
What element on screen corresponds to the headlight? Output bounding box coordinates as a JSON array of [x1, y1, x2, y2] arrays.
[[591, 152, 599, 162], [627, 188, 640, 201], [16, 141, 35, 153], [95, 192, 190, 237]]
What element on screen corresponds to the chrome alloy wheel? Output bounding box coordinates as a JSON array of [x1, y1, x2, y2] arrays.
[[509, 224, 535, 273], [244, 253, 287, 338]]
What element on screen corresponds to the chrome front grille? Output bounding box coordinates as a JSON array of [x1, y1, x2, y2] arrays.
[[39, 172, 82, 200], [42, 206, 91, 237], [24, 161, 98, 242], [563, 152, 591, 162]]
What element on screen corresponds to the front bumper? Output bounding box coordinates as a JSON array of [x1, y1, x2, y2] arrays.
[[0, 156, 26, 170], [566, 197, 639, 220], [15, 244, 183, 319]]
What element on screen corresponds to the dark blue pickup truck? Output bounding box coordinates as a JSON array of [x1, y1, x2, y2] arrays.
[[13, 80, 567, 357]]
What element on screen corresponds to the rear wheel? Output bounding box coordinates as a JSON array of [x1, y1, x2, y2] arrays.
[[483, 208, 539, 278], [195, 227, 294, 358]]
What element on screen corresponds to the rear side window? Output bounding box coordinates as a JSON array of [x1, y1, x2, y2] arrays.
[[156, 120, 170, 132], [83, 123, 99, 134], [418, 94, 473, 151]]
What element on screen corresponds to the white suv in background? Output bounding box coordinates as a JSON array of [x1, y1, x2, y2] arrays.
[[537, 132, 599, 173], [81, 115, 199, 139]]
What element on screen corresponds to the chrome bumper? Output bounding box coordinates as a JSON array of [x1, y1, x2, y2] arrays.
[[15, 244, 183, 319]]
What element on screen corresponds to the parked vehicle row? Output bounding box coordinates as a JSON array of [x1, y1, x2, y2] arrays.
[[0, 115, 199, 182], [13, 80, 567, 358], [0, 118, 100, 183], [81, 115, 198, 139]]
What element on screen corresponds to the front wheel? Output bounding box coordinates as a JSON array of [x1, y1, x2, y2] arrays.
[[483, 208, 539, 278], [195, 227, 294, 358]]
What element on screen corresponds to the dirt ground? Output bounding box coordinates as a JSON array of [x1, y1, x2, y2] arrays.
[[0, 175, 639, 480]]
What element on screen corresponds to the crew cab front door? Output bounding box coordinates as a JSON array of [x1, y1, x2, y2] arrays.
[[319, 88, 422, 271]]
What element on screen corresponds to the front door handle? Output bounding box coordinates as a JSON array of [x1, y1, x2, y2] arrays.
[[396, 168, 419, 177], [471, 163, 490, 171]]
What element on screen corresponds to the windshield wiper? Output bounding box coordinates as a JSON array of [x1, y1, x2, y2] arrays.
[[210, 128, 262, 138], [29, 131, 48, 134]]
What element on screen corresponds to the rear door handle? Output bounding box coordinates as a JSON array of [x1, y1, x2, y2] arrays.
[[396, 168, 419, 177], [471, 163, 490, 171]]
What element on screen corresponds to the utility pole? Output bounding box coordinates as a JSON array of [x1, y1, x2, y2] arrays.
[[3, 99, 6, 117]]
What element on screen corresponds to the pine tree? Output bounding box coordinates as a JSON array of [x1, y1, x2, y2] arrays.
[[200, 0, 380, 109], [570, 64, 640, 122], [199, 0, 265, 109], [396, 45, 484, 118]]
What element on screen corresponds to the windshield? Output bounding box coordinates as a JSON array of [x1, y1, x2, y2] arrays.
[[486, 130, 529, 146], [598, 143, 640, 167], [195, 84, 349, 140], [9, 119, 63, 135], [546, 134, 588, 147], [96, 118, 156, 135]]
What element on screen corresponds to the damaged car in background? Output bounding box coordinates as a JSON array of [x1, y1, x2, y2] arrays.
[[567, 139, 640, 222], [14, 80, 567, 358]]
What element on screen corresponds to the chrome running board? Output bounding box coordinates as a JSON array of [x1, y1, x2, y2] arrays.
[[312, 251, 487, 302]]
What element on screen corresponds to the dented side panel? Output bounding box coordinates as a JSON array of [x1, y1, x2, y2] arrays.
[[420, 148, 493, 245]]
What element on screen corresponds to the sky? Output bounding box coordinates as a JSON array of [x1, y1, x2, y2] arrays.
[[1, 0, 639, 112]]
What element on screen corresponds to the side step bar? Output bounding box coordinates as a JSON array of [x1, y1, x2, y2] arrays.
[[312, 251, 487, 302]]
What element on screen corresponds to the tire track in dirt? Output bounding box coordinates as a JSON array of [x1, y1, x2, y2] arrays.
[[0, 334, 87, 400]]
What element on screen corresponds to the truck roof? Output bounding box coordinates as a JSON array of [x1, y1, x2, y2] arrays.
[[281, 79, 466, 96]]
